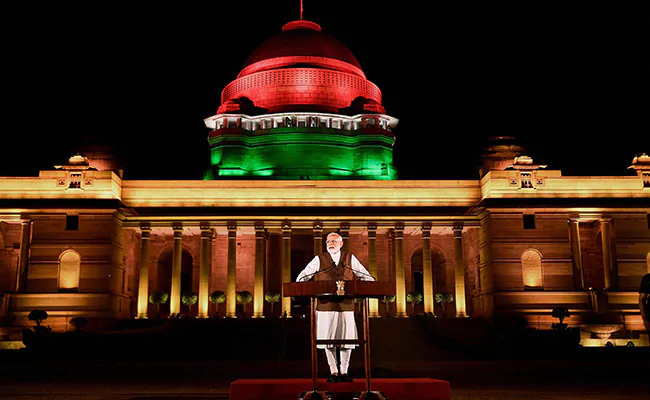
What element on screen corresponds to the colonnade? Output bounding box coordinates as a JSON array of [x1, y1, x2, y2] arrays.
[[134, 221, 470, 319], [13, 214, 618, 320]]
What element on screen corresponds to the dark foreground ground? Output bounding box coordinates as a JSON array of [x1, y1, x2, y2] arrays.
[[0, 356, 648, 400], [1, 317, 648, 399]]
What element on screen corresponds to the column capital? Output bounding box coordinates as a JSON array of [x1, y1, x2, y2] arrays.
[[313, 220, 323, 232], [394, 223, 404, 238], [367, 222, 377, 238], [453, 225, 464, 237], [339, 222, 350, 236], [421, 223, 431, 239], [199, 221, 211, 231], [173, 223, 183, 237], [200, 228, 213, 240], [227, 222, 237, 238], [255, 222, 265, 238], [140, 222, 151, 232], [282, 220, 292, 238]]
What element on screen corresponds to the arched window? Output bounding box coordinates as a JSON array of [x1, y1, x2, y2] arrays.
[[58, 250, 81, 291], [521, 249, 543, 289]]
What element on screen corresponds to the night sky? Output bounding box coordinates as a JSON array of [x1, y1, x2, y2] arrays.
[[3, 2, 646, 180]]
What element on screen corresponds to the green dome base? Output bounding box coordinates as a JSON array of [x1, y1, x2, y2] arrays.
[[205, 126, 397, 181]]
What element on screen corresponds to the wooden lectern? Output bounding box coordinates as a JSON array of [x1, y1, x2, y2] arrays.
[[283, 280, 395, 400]]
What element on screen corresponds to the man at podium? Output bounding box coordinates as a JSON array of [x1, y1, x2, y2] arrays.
[[296, 232, 375, 383]]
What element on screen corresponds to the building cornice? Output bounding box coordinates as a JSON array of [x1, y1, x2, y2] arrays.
[[1, 170, 647, 211]]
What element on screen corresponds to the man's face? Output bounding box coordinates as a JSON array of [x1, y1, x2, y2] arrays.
[[326, 235, 343, 253]]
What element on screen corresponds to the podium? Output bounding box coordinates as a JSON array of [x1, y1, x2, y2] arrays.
[[283, 280, 395, 400]]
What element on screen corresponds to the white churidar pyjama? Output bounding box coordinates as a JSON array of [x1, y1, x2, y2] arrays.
[[316, 310, 358, 349]]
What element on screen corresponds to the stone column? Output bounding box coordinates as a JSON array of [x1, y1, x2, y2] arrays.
[[453, 224, 467, 317], [394, 223, 407, 318], [340, 222, 350, 253], [16, 219, 32, 293], [281, 222, 292, 317], [198, 223, 212, 319], [568, 218, 585, 289], [478, 213, 495, 315], [421, 223, 434, 315], [600, 217, 616, 290], [386, 229, 395, 316], [170, 224, 183, 315], [253, 222, 265, 318], [313, 221, 323, 257], [136, 223, 151, 319], [367, 223, 379, 317], [226, 222, 237, 318]]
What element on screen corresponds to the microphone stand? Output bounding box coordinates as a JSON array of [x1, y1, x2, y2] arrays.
[[339, 262, 376, 281], [298, 262, 337, 282]]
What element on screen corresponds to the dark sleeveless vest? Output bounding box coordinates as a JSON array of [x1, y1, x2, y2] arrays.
[[314, 251, 357, 312]]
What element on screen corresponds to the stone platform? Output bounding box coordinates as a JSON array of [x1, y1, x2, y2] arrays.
[[230, 377, 450, 400]]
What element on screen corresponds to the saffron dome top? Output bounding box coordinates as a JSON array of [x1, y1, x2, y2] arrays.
[[238, 20, 364, 79], [218, 19, 384, 115]]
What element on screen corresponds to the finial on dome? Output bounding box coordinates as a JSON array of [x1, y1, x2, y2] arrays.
[[283, 0, 321, 31]]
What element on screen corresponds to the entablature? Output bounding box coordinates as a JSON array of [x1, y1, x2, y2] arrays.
[[120, 179, 480, 208]]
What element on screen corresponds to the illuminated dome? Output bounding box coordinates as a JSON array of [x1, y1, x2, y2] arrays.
[[239, 20, 363, 78], [218, 20, 384, 114], [205, 19, 397, 181]]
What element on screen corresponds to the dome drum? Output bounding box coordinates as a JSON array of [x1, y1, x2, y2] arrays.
[[219, 67, 383, 114], [205, 131, 396, 181]]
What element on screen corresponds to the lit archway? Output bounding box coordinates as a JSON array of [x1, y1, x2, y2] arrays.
[[58, 250, 81, 291], [521, 249, 543, 289]]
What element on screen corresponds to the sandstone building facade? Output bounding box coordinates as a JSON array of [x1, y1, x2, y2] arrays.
[[1, 18, 648, 348]]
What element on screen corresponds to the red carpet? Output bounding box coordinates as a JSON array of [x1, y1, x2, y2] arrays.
[[230, 378, 450, 400]]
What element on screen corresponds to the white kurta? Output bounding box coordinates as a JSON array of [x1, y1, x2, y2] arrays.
[[296, 251, 374, 349]]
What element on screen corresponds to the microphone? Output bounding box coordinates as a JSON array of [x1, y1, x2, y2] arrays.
[[298, 261, 336, 282], [339, 261, 376, 281]]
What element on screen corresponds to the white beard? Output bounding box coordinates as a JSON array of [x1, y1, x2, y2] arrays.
[[327, 248, 340, 256]]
